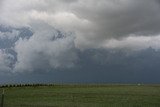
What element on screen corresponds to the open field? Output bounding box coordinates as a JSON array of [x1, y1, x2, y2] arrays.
[[1, 84, 160, 107]]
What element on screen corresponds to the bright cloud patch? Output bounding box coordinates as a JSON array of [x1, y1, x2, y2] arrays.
[[1, 0, 160, 73], [14, 23, 78, 72], [104, 34, 160, 50]]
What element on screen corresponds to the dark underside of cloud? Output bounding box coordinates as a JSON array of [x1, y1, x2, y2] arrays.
[[1, 0, 160, 84], [0, 23, 160, 84], [1, 45, 160, 84]]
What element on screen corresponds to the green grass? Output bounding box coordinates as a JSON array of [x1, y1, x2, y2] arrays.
[[1, 84, 160, 107]]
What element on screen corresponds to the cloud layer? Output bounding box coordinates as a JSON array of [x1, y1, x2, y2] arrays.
[[1, 0, 160, 49], [1, 0, 160, 74], [14, 22, 78, 72]]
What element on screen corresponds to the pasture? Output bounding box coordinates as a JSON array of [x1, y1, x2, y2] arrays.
[[1, 84, 160, 107]]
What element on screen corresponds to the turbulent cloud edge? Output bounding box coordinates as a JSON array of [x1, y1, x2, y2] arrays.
[[1, 0, 160, 73], [0, 24, 79, 73], [1, 0, 160, 49]]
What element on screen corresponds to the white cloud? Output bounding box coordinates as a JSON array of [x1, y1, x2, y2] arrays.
[[14, 22, 78, 72], [29, 10, 91, 31], [104, 34, 160, 50], [1, 0, 160, 73], [1, 0, 160, 49]]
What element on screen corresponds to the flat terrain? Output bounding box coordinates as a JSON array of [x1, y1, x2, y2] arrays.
[[1, 85, 160, 107]]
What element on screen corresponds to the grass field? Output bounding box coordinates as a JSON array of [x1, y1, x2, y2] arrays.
[[1, 84, 160, 107]]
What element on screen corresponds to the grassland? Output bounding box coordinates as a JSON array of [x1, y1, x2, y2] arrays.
[[1, 84, 160, 107]]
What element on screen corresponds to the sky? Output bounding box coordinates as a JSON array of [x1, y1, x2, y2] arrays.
[[1, 0, 160, 84]]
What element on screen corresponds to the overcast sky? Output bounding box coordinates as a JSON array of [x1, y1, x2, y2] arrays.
[[1, 0, 160, 83]]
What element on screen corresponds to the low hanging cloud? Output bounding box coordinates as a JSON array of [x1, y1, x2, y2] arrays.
[[1, 0, 160, 73], [14, 22, 78, 72], [0, 30, 19, 49], [0, 50, 13, 73], [1, 0, 160, 49], [104, 34, 160, 50], [0, 23, 78, 73], [0, 30, 19, 40]]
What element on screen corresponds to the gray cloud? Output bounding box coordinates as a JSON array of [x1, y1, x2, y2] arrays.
[[104, 34, 160, 50], [0, 23, 78, 73], [0, 30, 19, 40], [14, 22, 78, 72], [1, 0, 160, 74], [0, 26, 32, 49], [0, 50, 13, 73], [1, 48, 160, 84], [71, 0, 160, 48], [1, 0, 160, 49]]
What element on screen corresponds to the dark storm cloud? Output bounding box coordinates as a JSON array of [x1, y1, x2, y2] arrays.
[[1, 48, 160, 84], [1, 0, 160, 49], [69, 0, 160, 43], [1, 0, 160, 78]]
